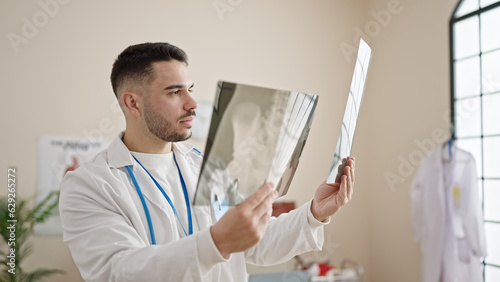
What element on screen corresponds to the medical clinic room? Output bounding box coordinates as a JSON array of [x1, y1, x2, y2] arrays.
[[1, 0, 499, 281]]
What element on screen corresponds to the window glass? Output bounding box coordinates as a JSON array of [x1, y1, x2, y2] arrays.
[[456, 138, 482, 178], [456, 0, 479, 17], [482, 94, 500, 135], [481, 50, 500, 94], [455, 57, 481, 99], [478, 179, 483, 205], [486, 266, 500, 282], [483, 136, 500, 177], [480, 0, 500, 8], [484, 180, 500, 222], [454, 16, 480, 59], [485, 222, 500, 265], [481, 7, 500, 52], [454, 97, 481, 137]]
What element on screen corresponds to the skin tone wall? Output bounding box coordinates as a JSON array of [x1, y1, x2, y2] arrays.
[[0, 0, 458, 281]]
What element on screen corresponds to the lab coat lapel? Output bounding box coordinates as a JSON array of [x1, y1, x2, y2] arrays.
[[108, 133, 178, 238], [107, 133, 173, 214], [420, 146, 447, 282], [109, 133, 209, 235], [172, 142, 202, 200], [172, 142, 214, 231], [455, 148, 488, 258], [128, 160, 175, 219], [434, 145, 446, 222]]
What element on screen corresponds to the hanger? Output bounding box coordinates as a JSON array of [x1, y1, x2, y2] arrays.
[[448, 138, 453, 160], [443, 123, 454, 162], [442, 138, 453, 162]]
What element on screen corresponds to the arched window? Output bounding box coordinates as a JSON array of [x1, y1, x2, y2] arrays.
[[450, 0, 500, 280]]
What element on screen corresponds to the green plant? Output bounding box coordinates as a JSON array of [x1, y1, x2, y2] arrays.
[[0, 191, 64, 282]]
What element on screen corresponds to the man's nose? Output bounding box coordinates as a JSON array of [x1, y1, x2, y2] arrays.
[[184, 92, 198, 111]]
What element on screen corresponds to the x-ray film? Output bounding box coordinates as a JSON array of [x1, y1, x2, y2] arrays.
[[327, 38, 372, 184], [193, 82, 318, 216]]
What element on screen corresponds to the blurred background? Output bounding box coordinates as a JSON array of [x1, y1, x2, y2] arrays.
[[1, 0, 498, 281]]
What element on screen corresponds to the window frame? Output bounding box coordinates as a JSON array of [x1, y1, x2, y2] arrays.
[[449, 0, 500, 280]]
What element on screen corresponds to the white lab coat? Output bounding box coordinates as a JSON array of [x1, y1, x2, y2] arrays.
[[59, 133, 326, 282], [410, 144, 487, 282]]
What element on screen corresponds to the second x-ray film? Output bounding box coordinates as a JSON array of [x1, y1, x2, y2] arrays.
[[193, 82, 318, 214], [327, 38, 372, 184]]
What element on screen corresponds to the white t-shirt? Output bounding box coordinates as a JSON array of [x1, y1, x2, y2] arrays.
[[131, 151, 191, 237]]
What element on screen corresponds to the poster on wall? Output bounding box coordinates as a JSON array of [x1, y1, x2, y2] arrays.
[[34, 136, 109, 236]]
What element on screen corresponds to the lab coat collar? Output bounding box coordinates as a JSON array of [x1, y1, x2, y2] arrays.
[[426, 144, 446, 216], [173, 141, 196, 157], [107, 132, 134, 168], [107, 131, 196, 169], [429, 143, 450, 170]]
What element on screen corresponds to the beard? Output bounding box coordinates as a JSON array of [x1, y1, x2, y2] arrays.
[[144, 102, 195, 142]]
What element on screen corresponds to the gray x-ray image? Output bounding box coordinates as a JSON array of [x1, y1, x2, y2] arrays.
[[326, 38, 372, 184], [193, 82, 318, 213]]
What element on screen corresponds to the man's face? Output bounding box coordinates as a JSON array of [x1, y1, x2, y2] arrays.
[[142, 60, 197, 142]]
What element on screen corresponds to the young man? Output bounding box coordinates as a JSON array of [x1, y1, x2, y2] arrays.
[[59, 42, 355, 282]]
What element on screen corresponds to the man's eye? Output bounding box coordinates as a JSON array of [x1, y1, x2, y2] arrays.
[[172, 90, 180, 95], [188, 88, 194, 93]]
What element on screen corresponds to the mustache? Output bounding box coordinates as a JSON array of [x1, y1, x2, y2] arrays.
[[179, 110, 196, 120]]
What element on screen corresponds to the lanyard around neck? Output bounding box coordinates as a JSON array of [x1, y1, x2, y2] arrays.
[[123, 144, 193, 244]]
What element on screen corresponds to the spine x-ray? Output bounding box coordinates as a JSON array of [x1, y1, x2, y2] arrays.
[[193, 82, 318, 218]]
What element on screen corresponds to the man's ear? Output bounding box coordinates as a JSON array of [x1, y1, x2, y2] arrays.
[[121, 91, 142, 118]]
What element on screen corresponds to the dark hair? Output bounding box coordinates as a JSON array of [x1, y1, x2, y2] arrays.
[[110, 42, 188, 96]]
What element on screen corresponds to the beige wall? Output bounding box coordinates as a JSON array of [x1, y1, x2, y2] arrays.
[[0, 0, 458, 281], [361, 0, 458, 281]]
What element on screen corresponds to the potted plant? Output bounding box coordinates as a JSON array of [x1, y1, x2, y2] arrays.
[[0, 191, 64, 281]]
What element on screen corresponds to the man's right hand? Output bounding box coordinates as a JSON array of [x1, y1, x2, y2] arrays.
[[210, 183, 278, 259]]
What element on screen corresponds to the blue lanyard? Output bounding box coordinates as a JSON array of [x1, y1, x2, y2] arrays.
[[124, 150, 193, 245]]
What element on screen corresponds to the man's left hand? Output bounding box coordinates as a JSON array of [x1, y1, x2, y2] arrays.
[[311, 157, 355, 222]]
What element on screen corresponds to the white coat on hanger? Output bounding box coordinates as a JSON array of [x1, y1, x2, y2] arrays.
[[411, 143, 487, 282]]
